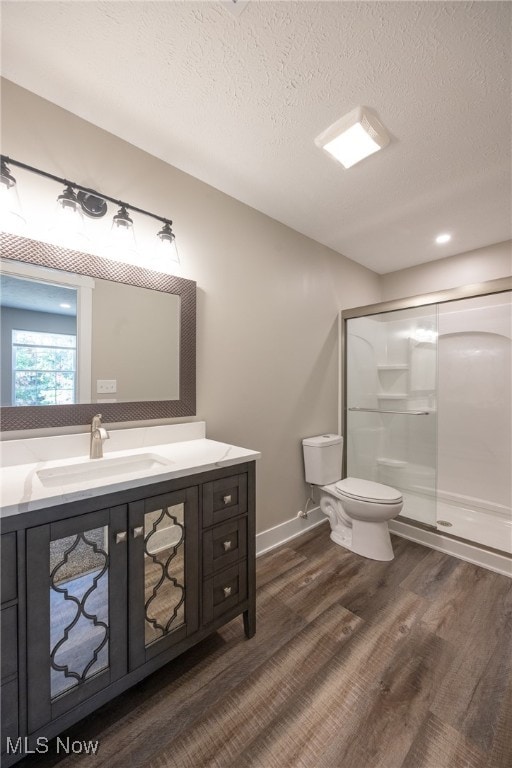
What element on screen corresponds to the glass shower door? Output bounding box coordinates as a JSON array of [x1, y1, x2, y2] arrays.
[[345, 306, 438, 526]]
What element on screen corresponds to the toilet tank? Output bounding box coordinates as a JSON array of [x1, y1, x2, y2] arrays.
[[302, 434, 343, 485]]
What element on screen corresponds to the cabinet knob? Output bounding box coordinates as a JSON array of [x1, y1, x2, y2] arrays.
[[223, 494, 232, 505], [223, 540, 233, 552], [133, 526, 144, 539], [223, 586, 232, 598], [115, 531, 127, 544]]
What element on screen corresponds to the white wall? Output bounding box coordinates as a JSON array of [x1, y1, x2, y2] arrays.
[[0, 79, 382, 533], [381, 240, 512, 301]]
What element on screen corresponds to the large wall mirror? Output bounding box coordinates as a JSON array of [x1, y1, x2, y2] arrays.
[[0, 232, 196, 431]]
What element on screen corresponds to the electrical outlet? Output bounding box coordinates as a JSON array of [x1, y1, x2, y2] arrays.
[[97, 379, 117, 394]]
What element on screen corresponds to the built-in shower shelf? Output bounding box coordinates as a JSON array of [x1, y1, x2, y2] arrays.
[[377, 458, 407, 467], [377, 364, 409, 371], [377, 393, 409, 400]]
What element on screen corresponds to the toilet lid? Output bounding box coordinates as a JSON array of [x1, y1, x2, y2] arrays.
[[335, 477, 402, 504]]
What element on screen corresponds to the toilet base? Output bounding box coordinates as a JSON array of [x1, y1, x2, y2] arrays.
[[330, 520, 394, 561], [351, 519, 394, 561], [320, 490, 396, 562], [330, 526, 352, 549]]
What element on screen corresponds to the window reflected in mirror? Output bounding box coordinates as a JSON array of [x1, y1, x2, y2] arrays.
[[1, 274, 78, 406]]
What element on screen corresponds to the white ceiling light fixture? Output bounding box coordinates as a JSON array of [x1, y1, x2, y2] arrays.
[[435, 233, 452, 244], [315, 107, 391, 169]]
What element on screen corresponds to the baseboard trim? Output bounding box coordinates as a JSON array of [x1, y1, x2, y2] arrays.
[[256, 507, 327, 557], [389, 519, 512, 578], [255, 511, 511, 577]]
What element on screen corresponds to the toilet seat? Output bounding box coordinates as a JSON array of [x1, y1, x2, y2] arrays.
[[335, 477, 402, 504]]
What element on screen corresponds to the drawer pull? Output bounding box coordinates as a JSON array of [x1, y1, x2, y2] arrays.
[[133, 526, 144, 539], [223, 494, 232, 505], [115, 531, 127, 544], [223, 586, 232, 598], [223, 540, 233, 552]]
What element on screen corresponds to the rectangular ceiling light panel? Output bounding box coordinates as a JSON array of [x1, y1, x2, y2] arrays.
[[315, 107, 390, 169]]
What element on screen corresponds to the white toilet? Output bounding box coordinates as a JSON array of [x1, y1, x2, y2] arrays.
[[302, 434, 403, 561]]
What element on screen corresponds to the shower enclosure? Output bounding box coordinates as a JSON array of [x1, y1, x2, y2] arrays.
[[342, 278, 512, 563]]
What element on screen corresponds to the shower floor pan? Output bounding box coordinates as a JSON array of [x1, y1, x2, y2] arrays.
[[400, 491, 512, 555]]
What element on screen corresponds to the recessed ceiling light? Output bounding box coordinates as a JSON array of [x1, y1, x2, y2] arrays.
[[221, 0, 250, 17], [59, 303, 71, 309], [315, 107, 390, 169], [435, 233, 451, 244]]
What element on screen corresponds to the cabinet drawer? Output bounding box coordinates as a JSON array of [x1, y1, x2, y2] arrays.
[[202, 561, 247, 625], [1, 679, 18, 753], [1, 534, 17, 605], [203, 518, 247, 577], [1, 607, 17, 681], [202, 474, 247, 527]]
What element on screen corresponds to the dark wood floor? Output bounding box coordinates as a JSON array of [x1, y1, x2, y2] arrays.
[[18, 523, 512, 768]]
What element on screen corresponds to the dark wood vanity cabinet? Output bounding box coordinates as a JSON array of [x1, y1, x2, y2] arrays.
[[0, 462, 256, 765], [1, 532, 22, 756], [201, 472, 254, 634]]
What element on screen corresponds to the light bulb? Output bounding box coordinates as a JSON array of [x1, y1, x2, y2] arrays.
[[50, 185, 88, 249], [155, 221, 179, 264], [105, 205, 138, 262]]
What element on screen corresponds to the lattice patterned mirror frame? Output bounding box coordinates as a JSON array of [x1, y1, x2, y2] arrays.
[[0, 232, 196, 431]]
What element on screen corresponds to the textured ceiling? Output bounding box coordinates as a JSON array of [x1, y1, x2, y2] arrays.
[[1, 0, 511, 274], [0, 274, 77, 316]]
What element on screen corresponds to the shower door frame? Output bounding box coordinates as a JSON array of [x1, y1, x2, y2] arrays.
[[340, 275, 512, 495]]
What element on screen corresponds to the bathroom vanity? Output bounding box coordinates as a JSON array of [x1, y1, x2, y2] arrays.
[[0, 423, 259, 764]]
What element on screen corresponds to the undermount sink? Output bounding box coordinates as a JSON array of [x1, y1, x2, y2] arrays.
[[36, 453, 171, 488]]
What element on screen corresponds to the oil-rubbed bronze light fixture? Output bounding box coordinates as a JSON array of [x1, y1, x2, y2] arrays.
[[156, 221, 179, 263], [109, 204, 137, 257], [0, 158, 17, 190], [52, 183, 87, 247], [0, 157, 26, 230], [0, 155, 179, 263]]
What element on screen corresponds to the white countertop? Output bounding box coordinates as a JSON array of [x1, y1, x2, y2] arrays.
[[0, 422, 261, 518]]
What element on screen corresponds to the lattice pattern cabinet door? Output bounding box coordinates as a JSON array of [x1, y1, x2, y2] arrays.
[[128, 486, 199, 669], [26, 506, 128, 733]]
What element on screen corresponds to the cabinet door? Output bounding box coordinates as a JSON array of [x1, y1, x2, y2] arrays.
[[26, 506, 127, 733], [128, 487, 199, 669]]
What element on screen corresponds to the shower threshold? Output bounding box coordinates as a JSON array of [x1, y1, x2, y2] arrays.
[[391, 516, 512, 578]]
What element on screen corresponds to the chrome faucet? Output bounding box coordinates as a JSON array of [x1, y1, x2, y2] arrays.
[[90, 413, 109, 459]]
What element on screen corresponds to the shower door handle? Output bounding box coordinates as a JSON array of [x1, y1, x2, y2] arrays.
[[348, 407, 431, 415]]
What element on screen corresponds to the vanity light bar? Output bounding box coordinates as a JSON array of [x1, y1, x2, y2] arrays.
[[0, 154, 176, 246]]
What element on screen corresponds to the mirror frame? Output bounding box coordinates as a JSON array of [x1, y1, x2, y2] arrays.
[[0, 232, 196, 431]]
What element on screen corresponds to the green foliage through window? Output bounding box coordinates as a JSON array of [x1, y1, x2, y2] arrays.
[[12, 329, 76, 406]]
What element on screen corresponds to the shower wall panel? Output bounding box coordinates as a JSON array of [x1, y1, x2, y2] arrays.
[[437, 292, 511, 516]]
